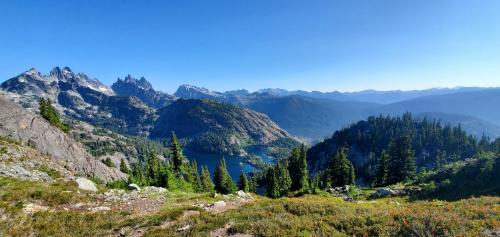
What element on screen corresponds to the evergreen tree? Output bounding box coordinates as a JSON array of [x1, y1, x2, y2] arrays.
[[170, 131, 185, 175], [119, 159, 130, 174], [326, 146, 355, 187], [159, 162, 170, 188], [288, 145, 309, 192], [238, 171, 249, 192], [200, 166, 215, 193], [248, 175, 258, 193], [102, 157, 115, 168], [309, 175, 320, 194], [38, 98, 69, 132], [386, 135, 416, 184], [276, 161, 292, 196], [130, 163, 147, 186], [184, 160, 201, 190], [213, 157, 236, 194], [266, 167, 280, 198], [374, 150, 389, 186], [146, 151, 161, 186]]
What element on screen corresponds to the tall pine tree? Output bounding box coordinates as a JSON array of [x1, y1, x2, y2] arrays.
[[213, 157, 236, 194], [170, 131, 185, 175], [374, 150, 389, 186], [119, 159, 130, 174], [326, 146, 355, 187], [200, 166, 215, 193], [266, 168, 280, 198], [238, 171, 249, 192], [386, 135, 416, 184]]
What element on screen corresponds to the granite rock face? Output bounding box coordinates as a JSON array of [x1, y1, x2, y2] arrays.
[[0, 93, 127, 182]]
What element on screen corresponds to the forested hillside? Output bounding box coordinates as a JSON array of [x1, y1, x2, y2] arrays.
[[150, 99, 298, 155], [308, 113, 494, 184]]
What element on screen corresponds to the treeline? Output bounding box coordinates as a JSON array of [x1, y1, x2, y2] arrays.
[[308, 112, 498, 184]]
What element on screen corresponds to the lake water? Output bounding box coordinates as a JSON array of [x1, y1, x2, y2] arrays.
[[185, 146, 275, 180]]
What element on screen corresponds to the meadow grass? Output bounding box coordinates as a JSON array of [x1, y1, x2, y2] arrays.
[[0, 177, 498, 236]]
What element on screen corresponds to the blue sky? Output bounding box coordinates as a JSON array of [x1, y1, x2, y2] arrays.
[[1, 0, 499, 93]]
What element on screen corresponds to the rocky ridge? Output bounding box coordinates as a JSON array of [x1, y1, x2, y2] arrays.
[[0, 93, 126, 182]]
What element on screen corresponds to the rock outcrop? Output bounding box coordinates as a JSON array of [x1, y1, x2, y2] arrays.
[[0, 93, 126, 182]]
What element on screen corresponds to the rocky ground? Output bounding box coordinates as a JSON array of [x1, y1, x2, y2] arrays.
[[1, 175, 257, 237]]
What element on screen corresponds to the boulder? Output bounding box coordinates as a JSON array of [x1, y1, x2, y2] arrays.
[[177, 224, 191, 232], [143, 186, 167, 194], [127, 183, 141, 191], [237, 190, 252, 199], [370, 187, 406, 198], [75, 177, 98, 192]]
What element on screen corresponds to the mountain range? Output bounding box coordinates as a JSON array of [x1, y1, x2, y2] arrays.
[[2, 66, 500, 151], [171, 83, 500, 140], [0, 67, 298, 156]]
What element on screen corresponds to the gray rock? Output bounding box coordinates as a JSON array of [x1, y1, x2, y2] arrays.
[[76, 177, 98, 192], [128, 183, 141, 191], [142, 186, 167, 194], [370, 187, 407, 198], [237, 190, 252, 199], [177, 224, 191, 232], [0, 94, 127, 182], [0, 163, 51, 181], [212, 200, 226, 208]]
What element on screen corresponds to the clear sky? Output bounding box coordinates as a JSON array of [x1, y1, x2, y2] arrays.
[[1, 0, 499, 93]]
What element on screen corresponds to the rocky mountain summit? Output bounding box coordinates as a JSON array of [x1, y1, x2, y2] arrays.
[[0, 93, 126, 182], [112, 75, 175, 109], [1, 67, 155, 135]]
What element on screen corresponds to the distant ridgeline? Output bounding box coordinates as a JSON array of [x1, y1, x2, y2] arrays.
[[308, 112, 499, 184]]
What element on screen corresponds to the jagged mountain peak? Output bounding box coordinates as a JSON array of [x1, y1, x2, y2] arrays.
[[119, 74, 153, 90], [25, 67, 41, 76], [112, 75, 174, 109], [49, 66, 75, 79]]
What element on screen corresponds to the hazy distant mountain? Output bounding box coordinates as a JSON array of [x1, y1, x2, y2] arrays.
[[245, 95, 379, 140], [378, 89, 500, 126], [151, 99, 298, 155], [174, 85, 381, 140], [258, 87, 491, 104], [257, 88, 351, 101], [1, 67, 155, 135], [112, 75, 175, 109], [174, 84, 250, 104], [414, 112, 500, 139], [174, 84, 224, 100]]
